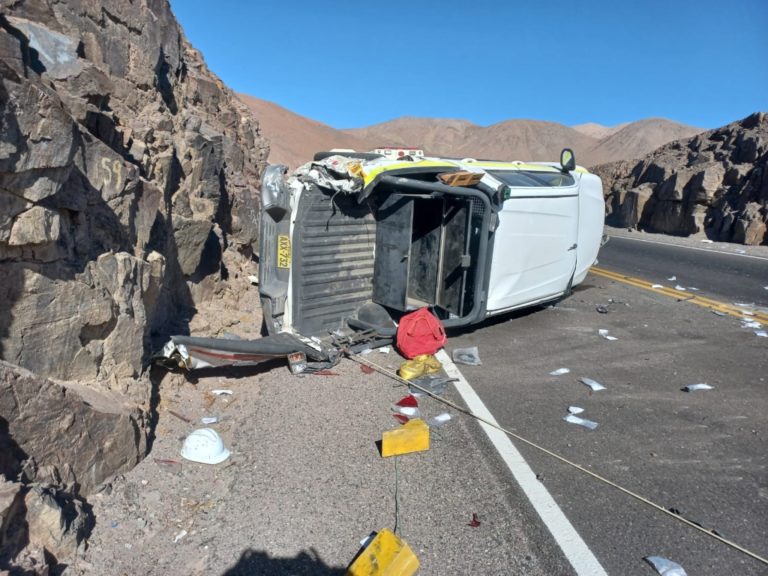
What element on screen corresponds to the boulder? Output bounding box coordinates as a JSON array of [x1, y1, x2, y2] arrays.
[[0, 361, 147, 496]]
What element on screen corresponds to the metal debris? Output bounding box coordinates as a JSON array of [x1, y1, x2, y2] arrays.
[[579, 377, 606, 391], [596, 304, 609, 314]]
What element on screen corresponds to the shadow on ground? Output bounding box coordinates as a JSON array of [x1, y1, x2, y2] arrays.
[[220, 548, 346, 575]]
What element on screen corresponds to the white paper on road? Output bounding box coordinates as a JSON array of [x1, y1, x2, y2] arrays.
[[212, 389, 233, 396], [674, 285, 686, 291], [598, 329, 618, 341], [428, 413, 452, 427], [682, 383, 714, 392], [564, 414, 599, 430], [644, 555, 687, 576], [568, 406, 585, 415], [756, 330, 768, 338], [579, 377, 606, 391], [549, 367, 570, 376], [651, 284, 663, 289], [667, 276, 677, 281]]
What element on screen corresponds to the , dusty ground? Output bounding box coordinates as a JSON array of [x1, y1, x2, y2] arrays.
[[70, 353, 570, 575]]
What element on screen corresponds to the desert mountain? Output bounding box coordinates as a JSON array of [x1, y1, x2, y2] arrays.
[[239, 95, 369, 168], [572, 122, 630, 139], [594, 112, 768, 245]]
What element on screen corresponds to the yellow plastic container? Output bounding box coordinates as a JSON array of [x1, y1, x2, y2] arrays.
[[398, 354, 442, 380]]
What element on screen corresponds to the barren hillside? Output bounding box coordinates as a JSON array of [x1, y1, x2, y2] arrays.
[[238, 95, 370, 168]]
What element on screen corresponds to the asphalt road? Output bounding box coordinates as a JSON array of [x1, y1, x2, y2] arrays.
[[447, 234, 768, 575], [598, 234, 768, 308]]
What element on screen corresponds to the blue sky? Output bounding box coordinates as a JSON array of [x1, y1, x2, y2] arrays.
[[170, 0, 767, 130]]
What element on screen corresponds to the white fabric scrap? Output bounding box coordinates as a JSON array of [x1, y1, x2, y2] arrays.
[[674, 285, 686, 291]]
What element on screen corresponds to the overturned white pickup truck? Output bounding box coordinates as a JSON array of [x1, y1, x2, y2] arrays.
[[159, 149, 605, 371]]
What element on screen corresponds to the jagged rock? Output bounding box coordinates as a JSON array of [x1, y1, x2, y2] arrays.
[[24, 485, 92, 561], [0, 480, 24, 555], [0, 361, 147, 495], [595, 112, 768, 244]]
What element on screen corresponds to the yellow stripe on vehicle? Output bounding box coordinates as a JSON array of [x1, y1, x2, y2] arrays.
[[590, 266, 768, 324]]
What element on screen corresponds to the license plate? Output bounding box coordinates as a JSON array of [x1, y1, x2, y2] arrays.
[[277, 235, 291, 268]]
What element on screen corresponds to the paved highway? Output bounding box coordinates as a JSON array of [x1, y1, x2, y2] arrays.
[[447, 231, 768, 575]]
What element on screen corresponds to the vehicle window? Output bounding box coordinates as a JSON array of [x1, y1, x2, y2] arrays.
[[489, 170, 575, 187]]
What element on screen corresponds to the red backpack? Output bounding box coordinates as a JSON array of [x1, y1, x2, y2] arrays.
[[396, 308, 447, 359]]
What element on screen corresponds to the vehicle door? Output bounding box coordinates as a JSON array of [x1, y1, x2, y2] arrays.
[[485, 169, 579, 313]]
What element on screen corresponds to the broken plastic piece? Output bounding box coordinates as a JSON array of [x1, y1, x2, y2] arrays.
[[674, 285, 686, 291], [212, 389, 233, 396], [468, 513, 481, 527], [651, 284, 663, 289], [201, 416, 218, 424], [568, 406, 585, 415], [579, 377, 606, 391], [681, 383, 714, 392], [756, 330, 768, 338], [408, 375, 454, 396], [667, 276, 677, 281], [564, 414, 599, 430], [361, 364, 375, 374], [395, 395, 419, 408], [381, 418, 430, 457], [392, 406, 420, 418], [643, 556, 687, 576], [346, 528, 419, 576], [452, 346, 482, 366], [379, 346, 391, 354], [598, 329, 618, 341], [428, 413, 452, 427], [392, 413, 410, 425], [549, 368, 570, 376]]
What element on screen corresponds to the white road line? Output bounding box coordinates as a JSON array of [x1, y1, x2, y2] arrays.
[[436, 349, 607, 576], [611, 235, 768, 261]]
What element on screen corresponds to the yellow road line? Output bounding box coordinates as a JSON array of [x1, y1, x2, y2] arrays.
[[590, 266, 768, 324]]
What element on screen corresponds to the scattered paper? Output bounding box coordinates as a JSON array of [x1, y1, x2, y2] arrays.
[[711, 310, 726, 316], [643, 555, 687, 576], [549, 368, 570, 376], [428, 413, 452, 427], [568, 406, 585, 415], [687, 287, 699, 291], [173, 530, 188, 543], [247, 275, 259, 285], [393, 406, 419, 418], [700, 239, 713, 244], [211, 389, 233, 396], [201, 417, 218, 424], [651, 284, 663, 289], [579, 377, 606, 391], [598, 329, 618, 341], [741, 320, 762, 329], [674, 285, 686, 291], [734, 302, 755, 308], [379, 346, 391, 354], [667, 276, 677, 281], [756, 330, 768, 338], [564, 414, 599, 430], [681, 383, 714, 392]]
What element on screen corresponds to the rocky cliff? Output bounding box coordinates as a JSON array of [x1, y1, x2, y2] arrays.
[[595, 113, 768, 245], [0, 0, 267, 568]]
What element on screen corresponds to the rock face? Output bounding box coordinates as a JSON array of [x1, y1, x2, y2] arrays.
[[0, 1, 268, 570], [0, 0, 269, 396], [595, 113, 768, 245]]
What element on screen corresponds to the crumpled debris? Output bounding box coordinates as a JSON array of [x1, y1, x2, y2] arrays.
[[392, 395, 420, 418], [293, 155, 363, 194], [564, 414, 599, 430], [201, 416, 218, 424], [667, 275, 677, 281], [579, 377, 606, 391], [408, 375, 455, 397], [741, 319, 762, 329], [549, 367, 570, 376], [468, 513, 481, 527], [598, 329, 618, 341], [360, 364, 375, 374], [756, 330, 768, 338], [596, 304, 609, 314], [674, 285, 686, 291], [428, 413, 452, 427], [379, 346, 391, 354], [643, 556, 687, 576], [681, 383, 714, 392], [651, 284, 663, 289], [567, 406, 585, 415], [452, 346, 482, 365], [212, 389, 233, 396]]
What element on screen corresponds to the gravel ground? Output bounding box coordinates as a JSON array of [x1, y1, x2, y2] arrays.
[[70, 351, 570, 575]]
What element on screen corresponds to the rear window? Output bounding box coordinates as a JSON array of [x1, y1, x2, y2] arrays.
[[489, 170, 575, 187]]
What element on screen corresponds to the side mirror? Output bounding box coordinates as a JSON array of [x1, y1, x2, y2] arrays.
[[560, 148, 576, 172]]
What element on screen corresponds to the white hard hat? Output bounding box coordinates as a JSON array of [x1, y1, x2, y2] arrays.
[[180, 428, 231, 464]]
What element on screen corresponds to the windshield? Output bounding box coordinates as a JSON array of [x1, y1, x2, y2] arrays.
[[489, 170, 575, 187]]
